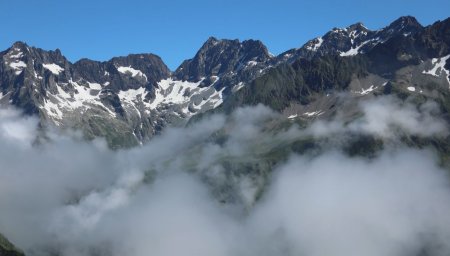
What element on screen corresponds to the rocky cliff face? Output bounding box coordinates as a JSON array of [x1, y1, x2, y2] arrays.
[[0, 41, 223, 147], [218, 17, 450, 121], [0, 36, 275, 147], [276, 16, 424, 63], [174, 37, 274, 91], [0, 43, 173, 147], [0, 16, 449, 148]]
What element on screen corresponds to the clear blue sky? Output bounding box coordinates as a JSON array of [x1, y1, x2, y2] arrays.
[[1, 0, 449, 70]]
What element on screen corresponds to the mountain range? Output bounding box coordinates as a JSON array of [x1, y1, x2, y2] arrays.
[[1, 16, 449, 148], [1, 15, 450, 256]]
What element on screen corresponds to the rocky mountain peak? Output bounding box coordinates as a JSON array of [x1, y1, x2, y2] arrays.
[[110, 53, 171, 88], [174, 37, 273, 83], [10, 41, 29, 51], [2, 42, 30, 63], [277, 16, 427, 64], [346, 22, 369, 33], [376, 16, 423, 40], [204, 36, 220, 45], [387, 16, 422, 31], [241, 39, 272, 61], [0, 15, 447, 149]]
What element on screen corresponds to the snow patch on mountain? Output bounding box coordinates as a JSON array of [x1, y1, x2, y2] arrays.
[[303, 111, 324, 117], [199, 87, 225, 109], [71, 81, 102, 106], [352, 85, 377, 95], [43, 63, 64, 75], [349, 29, 368, 39], [150, 79, 205, 108], [87, 82, 102, 90], [7, 49, 24, 59], [247, 61, 258, 67], [118, 87, 147, 103], [117, 87, 147, 117], [232, 82, 245, 92], [42, 97, 64, 120], [306, 37, 323, 51], [148, 78, 225, 116], [340, 38, 380, 57], [9, 61, 27, 75], [117, 66, 147, 81], [422, 55, 450, 86], [40, 80, 117, 123]]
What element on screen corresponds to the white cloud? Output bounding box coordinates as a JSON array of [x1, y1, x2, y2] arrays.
[[308, 96, 448, 139], [0, 95, 449, 256]]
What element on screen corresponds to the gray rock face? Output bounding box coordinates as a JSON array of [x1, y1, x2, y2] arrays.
[[175, 37, 272, 81], [72, 53, 171, 93], [0, 39, 239, 147], [276, 16, 424, 63], [217, 16, 450, 123], [174, 37, 275, 93], [0, 16, 448, 148], [0, 42, 175, 147], [0, 36, 277, 147]]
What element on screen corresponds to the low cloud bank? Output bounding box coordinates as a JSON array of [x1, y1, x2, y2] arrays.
[[0, 96, 449, 256]]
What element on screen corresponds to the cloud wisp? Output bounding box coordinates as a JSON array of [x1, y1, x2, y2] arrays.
[[0, 95, 449, 256]]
